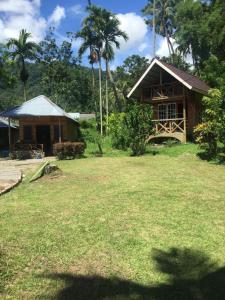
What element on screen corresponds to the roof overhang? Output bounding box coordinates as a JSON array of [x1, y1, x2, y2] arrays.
[[127, 58, 208, 98]]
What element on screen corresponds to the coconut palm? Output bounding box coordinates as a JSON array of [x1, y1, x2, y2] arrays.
[[142, 0, 175, 56], [7, 29, 40, 101], [101, 11, 128, 126]]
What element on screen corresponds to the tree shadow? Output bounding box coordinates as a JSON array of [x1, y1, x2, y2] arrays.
[[197, 149, 225, 165], [41, 248, 225, 300]]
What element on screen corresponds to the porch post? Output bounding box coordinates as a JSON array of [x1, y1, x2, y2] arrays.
[[8, 117, 11, 154], [58, 118, 62, 143], [183, 94, 187, 143]]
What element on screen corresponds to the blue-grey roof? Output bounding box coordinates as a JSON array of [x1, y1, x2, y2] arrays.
[[1, 95, 78, 123], [68, 113, 95, 121], [0, 117, 18, 129]]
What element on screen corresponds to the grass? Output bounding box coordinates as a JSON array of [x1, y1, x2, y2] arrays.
[[0, 143, 225, 299]]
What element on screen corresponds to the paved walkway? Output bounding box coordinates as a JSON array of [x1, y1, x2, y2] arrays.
[[0, 165, 22, 195], [0, 157, 56, 195]]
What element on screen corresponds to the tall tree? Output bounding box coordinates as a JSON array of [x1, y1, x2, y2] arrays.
[[78, 4, 104, 134], [7, 29, 40, 101], [76, 24, 98, 115], [142, 0, 175, 57], [77, 4, 128, 134], [174, 0, 210, 72], [101, 9, 128, 125]]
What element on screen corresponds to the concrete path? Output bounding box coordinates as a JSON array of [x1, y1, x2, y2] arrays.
[[0, 165, 22, 195], [0, 157, 56, 195]]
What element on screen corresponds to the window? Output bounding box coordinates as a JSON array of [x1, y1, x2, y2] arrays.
[[23, 125, 32, 142], [158, 103, 176, 120], [158, 104, 167, 120], [168, 103, 176, 119]]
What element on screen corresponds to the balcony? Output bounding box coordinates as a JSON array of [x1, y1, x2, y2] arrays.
[[142, 82, 184, 102], [147, 118, 187, 143]]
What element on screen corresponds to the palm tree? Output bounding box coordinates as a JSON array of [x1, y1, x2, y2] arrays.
[[142, 0, 175, 57], [101, 11, 128, 126], [76, 25, 98, 117], [77, 5, 128, 134], [7, 29, 40, 101], [77, 5, 104, 135]]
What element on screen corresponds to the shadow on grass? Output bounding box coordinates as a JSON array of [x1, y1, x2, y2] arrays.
[[197, 150, 225, 164], [41, 248, 225, 300]]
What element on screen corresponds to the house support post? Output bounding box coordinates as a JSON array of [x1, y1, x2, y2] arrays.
[[183, 95, 187, 143], [160, 69, 162, 96], [58, 118, 62, 143], [8, 117, 11, 154]]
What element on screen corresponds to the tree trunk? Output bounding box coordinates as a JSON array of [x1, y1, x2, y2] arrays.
[[105, 60, 109, 133], [153, 0, 156, 57], [166, 35, 171, 57], [107, 64, 122, 112], [98, 55, 103, 135], [168, 36, 175, 55], [91, 63, 99, 125], [23, 81, 27, 101]]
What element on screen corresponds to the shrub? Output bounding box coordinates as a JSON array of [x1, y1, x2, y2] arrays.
[[79, 119, 95, 129], [108, 113, 128, 150], [125, 101, 154, 156], [53, 142, 86, 160], [194, 89, 224, 157]]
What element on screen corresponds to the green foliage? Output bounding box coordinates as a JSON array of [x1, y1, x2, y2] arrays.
[[39, 29, 94, 112], [7, 29, 40, 100], [53, 142, 86, 160], [125, 101, 154, 156], [160, 53, 191, 71], [201, 56, 225, 94], [194, 89, 225, 156], [108, 113, 128, 150]]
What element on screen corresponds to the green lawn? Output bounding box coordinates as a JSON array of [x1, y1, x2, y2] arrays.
[[1, 144, 225, 299]]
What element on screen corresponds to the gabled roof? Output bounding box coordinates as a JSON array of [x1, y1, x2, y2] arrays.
[[127, 58, 210, 98], [0, 117, 18, 129], [0, 95, 78, 123]]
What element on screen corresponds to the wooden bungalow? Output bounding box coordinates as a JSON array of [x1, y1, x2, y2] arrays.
[[1, 95, 80, 156], [0, 117, 18, 155], [127, 58, 210, 143]]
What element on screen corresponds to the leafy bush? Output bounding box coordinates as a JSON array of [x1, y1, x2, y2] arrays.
[[108, 113, 128, 150], [194, 89, 225, 157], [79, 119, 95, 129], [53, 142, 86, 160], [125, 101, 154, 156]]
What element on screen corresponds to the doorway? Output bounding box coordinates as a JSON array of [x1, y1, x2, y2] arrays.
[[36, 125, 51, 155]]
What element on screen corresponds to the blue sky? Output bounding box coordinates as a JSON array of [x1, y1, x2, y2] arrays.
[[0, 0, 169, 68]]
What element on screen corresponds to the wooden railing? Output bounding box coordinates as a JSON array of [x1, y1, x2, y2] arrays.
[[153, 118, 186, 134]]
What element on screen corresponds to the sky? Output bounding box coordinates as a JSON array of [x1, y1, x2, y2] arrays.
[[0, 0, 170, 68]]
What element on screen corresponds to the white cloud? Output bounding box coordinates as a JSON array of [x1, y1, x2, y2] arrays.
[[70, 4, 84, 15], [48, 5, 65, 28], [138, 42, 148, 52], [0, 0, 65, 43], [116, 13, 148, 53], [0, 0, 38, 14], [156, 38, 170, 57]]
